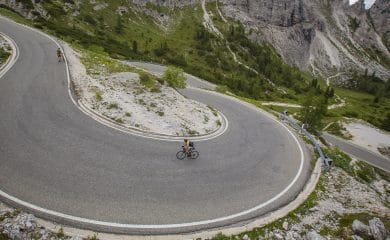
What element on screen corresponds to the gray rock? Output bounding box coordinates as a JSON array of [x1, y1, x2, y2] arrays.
[[274, 233, 284, 239], [369, 218, 386, 240], [352, 235, 364, 240], [70, 236, 83, 240], [242, 234, 250, 240], [306, 230, 326, 240], [283, 221, 289, 230], [352, 219, 370, 235]]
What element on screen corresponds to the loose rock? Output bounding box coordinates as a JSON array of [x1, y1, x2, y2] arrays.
[[306, 230, 326, 240], [369, 218, 386, 240], [352, 219, 370, 236]]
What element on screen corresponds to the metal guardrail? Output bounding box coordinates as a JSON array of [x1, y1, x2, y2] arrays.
[[280, 112, 332, 168]]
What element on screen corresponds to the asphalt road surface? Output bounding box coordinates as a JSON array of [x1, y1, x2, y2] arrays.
[[323, 133, 390, 172], [0, 18, 312, 234]]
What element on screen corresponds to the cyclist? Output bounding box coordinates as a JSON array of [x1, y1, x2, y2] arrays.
[[56, 48, 62, 62], [183, 139, 194, 155]]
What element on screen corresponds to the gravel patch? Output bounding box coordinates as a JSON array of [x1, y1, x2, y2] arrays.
[[343, 120, 390, 158], [62, 43, 222, 136]]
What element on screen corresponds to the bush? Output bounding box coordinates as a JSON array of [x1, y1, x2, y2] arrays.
[[344, 111, 359, 118], [162, 66, 186, 88]]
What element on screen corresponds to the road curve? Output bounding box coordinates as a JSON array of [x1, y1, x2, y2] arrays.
[[0, 17, 312, 234], [323, 133, 390, 172]]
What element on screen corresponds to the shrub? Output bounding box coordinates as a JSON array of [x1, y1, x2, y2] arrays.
[[107, 103, 118, 109], [95, 91, 103, 101], [162, 66, 186, 88], [344, 111, 359, 118]]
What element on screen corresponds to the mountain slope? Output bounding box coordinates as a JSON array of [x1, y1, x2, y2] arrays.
[[219, 0, 390, 82]]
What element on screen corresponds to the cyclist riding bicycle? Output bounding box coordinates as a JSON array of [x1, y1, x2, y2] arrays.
[[56, 48, 62, 62], [177, 139, 198, 160], [183, 139, 194, 154]]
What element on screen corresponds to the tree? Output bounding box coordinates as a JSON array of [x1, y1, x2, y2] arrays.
[[382, 113, 390, 131], [115, 16, 124, 34], [132, 40, 138, 54], [162, 66, 186, 89], [299, 94, 328, 133]]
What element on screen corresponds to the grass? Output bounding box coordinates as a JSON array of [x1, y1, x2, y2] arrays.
[[80, 46, 136, 75], [138, 71, 161, 91], [0, 47, 10, 65], [207, 105, 218, 116], [56, 227, 65, 238], [324, 147, 390, 183], [95, 91, 103, 101], [325, 121, 351, 140], [0, 233, 9, 240], [329, 87, 390, 131], [319, 213, 390, 239], [107, 102, 118, 109]]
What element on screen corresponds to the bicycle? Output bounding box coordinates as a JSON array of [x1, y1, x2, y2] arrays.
[[56, 48, 63, 63], [176, 146, 199, 160]]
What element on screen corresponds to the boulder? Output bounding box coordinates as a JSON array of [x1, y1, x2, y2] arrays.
[[283, 221, 289, 230], [306, 230, 326, 240], [352, 235, 364, 240], [352, 219, 370, 236], [369, 218, 386, 240], [242, 234, 250, 240]]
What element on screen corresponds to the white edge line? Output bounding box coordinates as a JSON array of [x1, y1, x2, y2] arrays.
[[0, 16, 305, 230], [0, 32, 19, 78]]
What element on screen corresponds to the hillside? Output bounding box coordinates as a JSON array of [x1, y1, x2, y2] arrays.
[[0, 0, 389, 130], [220, 0, 390, 81]]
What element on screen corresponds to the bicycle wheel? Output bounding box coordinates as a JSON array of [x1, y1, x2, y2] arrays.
[[190, 150, 199, 159], [176, 150, 186, 160]]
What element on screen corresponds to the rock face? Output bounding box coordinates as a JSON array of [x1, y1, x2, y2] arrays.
[[369, 218, 387, 240], [220, 0, 390, 81], [369, 0, 390, 49]]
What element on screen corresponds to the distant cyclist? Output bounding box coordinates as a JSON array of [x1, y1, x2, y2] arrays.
[[56, 48, 62, 62], [177, 139, 198, 160], [183, 139, 194, 155]]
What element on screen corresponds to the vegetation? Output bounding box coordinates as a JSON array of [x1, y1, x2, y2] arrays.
[[56, 227, 65, 238], [324, 147, 390, 183], [0, 47, 10, 65], [325, 121, 351, 140], [348, 16, 360, 33], [299, 94, 328, 133], [0, 1, 388, 131], [346, 70, 390, 100], [162, 65, 186, 88]]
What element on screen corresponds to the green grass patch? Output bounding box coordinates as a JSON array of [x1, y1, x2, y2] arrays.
[[0, 47, 10, 65], [324, 147, 390, 183], [328, 87, 390, 131], [325, 121, 351, 140]]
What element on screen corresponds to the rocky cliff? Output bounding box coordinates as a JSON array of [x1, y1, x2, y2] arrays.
[[219, 0, 389, 81], [130, 0, 390, 82]]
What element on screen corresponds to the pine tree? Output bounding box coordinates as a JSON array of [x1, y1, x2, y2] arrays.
[[132, 40, 138, 54]]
